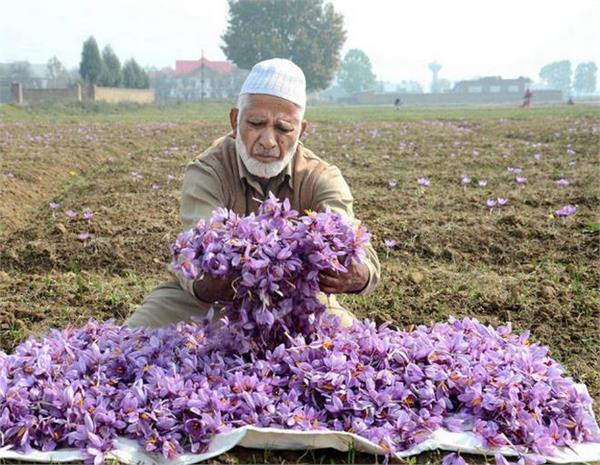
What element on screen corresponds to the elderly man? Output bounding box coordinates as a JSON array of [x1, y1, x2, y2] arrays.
[[125, 58, 380, 329]]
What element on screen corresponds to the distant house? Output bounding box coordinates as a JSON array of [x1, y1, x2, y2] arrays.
[[152, 58, 248, 101], [452, 76, 532, 94]]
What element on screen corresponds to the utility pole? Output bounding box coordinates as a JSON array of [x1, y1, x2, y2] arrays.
[[200, 49, 205, 101]]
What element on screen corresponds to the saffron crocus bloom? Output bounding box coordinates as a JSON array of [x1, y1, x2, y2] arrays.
[[555, 205, 576, 217], [534, 153, 542, 161], [486, 199, 497, 208], [556, 178, 570, 187], [497, 198, 508, 206], [66, 210, 77, 220], [461, 176, 471, 185], [77, 232, 91, 241], [131, 171, 143, 182], [82, 208, 93, 221], [384, 239, 397, 249], [417, 177, 431, 187], [167, 175, 176, 182], [515, 176, 527, 184], [508, 167, 522, 174], [49, 201, 60, 210], [478, 179, 488, 187], [388, 180, 397, 189], [567, 148, 576, 156], [152, 184, 160, 191], [443, 452, 467, 465]]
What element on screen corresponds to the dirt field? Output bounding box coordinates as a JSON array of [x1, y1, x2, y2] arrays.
[[1, 103, 599, 464]]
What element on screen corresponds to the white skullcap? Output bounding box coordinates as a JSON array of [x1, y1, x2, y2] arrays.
[[240, 58, 306, 108]]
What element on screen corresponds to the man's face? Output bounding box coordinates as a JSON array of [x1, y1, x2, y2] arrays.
[[230, 94, 307, 178]]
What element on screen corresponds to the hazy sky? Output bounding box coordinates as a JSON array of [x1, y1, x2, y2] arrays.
[[2, 0, 598, 86]]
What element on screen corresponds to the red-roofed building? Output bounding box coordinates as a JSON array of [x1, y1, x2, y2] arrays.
[[150, 58, 248, 102], [174, 58, 232, 76]]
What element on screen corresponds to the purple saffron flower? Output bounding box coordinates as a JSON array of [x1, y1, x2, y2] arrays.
[[515, 176, 527, 185], [417, 177, 431, 187], [152, 184, 160, 191], [567, 148, 576, 156], [497, 197, 508, 206], [384, 239, 397, 249], [486, 199, 497, 209], [443, 452, 467, 465], [461, 175, 471, 185], [66, 210, 77, 220], [554, 205, 576, 217], [77, 232, 91, 241], [556, 178, 570, 187], [478, 179, 488, 187], [507, 167, 522, 174], [131, 171, 143, 182], [49, 201, 60, 210], [388, 179, 397, 189], [534, 153, 542, 161], [82, 208, 93, 221]]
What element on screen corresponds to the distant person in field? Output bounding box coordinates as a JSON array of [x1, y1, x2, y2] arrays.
[[394, 97, 402, 109], [125, 58, 381, 329], [521, 88, 533, 107]]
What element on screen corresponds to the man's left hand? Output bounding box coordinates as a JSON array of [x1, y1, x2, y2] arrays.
[[318, 260, 369, 294]]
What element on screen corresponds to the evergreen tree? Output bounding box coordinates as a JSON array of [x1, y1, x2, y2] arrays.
[[79, 36, 103, 84], [99, 45, 122, 87], [122, 59, 149, 89]]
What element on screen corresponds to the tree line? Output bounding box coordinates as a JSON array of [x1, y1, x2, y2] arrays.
[[2, 1, 597, 98], [539, 60, 597, 97], [221, 1, 597, 97], [79, 36, 149, 89]]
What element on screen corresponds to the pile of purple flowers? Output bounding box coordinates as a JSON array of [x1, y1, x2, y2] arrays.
[[1, 198, 598, 464], [1, 317, 598, 464], [170, 194, 369, 346]]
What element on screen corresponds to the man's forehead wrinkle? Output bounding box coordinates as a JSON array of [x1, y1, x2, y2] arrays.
[[243, 94, 302, 121], [242, 108, 300, 126]]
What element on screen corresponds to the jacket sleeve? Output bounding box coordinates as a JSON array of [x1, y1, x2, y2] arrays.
[[173, 160, 226, 295], [311, 164, 381, 295]]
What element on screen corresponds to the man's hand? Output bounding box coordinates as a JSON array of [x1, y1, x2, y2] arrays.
[[318, 260, 369, 294], [193, 274, 236, 303]]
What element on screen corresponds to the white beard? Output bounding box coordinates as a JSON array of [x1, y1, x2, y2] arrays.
[[236, 131, 298, 179]]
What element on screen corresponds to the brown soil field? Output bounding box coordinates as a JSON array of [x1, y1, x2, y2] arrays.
[[1, 104, 599, 464]]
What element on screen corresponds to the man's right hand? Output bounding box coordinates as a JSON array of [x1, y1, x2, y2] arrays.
[[193, 274, 236, 303]]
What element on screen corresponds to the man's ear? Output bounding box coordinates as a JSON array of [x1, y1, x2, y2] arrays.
[[301, 119, 308, 137], [229, 108, 239, 136]]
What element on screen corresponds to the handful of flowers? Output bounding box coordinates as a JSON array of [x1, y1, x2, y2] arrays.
[[170, 194, 370, 343]]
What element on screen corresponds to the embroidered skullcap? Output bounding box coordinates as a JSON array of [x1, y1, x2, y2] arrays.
[[240, 58, 306, 108]]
